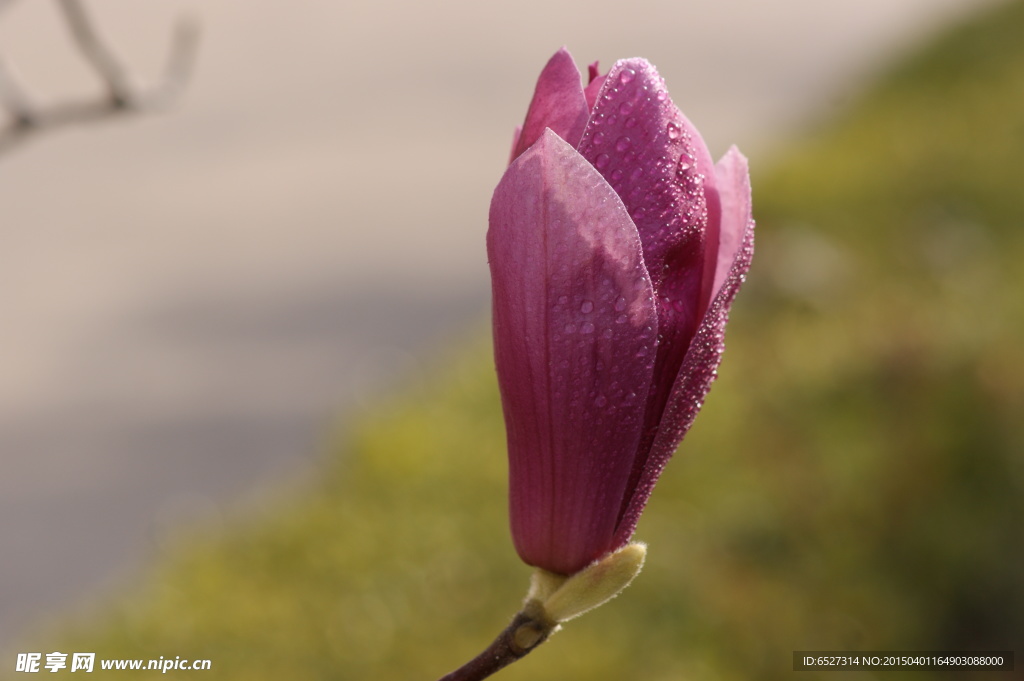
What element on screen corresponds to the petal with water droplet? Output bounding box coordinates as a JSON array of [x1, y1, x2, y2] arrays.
[[613, 193, 754, 549], [578, 58, 722, 516], [579, 57, 719, 297], [489, 129, 659, 575]]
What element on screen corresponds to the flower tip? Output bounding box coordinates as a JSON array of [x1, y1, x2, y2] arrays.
[[720, 143, 748, 165], [551, 45, 575, 63]]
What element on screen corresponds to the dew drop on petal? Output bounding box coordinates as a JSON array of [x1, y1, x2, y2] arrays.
[[615, 136, 632, 152], [618, 100, 635, 115], [602, 328, 613, 339], [614, 296, 627, 312], [667, 121, 682, 139], [564, 323, 577, 334], [580, 300, 594, 313], [595, 153, 610, 169], [595, 394, 608, 407], [625, 116, 638, 129], [593, 131, 607, 146], [619, 68, 636, 84], [580, 322, 595, 334]]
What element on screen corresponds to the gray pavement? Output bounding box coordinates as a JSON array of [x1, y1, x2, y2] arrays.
[[0, 0, 1001, 653]]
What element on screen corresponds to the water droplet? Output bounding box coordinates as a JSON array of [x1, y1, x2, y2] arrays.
[[580, 322, 595, 334], [595, 153, 610, 169], [564, 323, 577, 334], [593, 131, 607, 146], [629, 167, 644, 182], [580, 300, 594, 313], [667, 122, 682, 139], [615, 136, 632, 152], [610, 168, 624, 182], [614, 296, 627, 312], [619, 68, 636, 84], [634, 207, 647, 221], [615, 314, 628, 324], [618, 100, 635, 115], [656, 90, 667, 101], [557, 295, 568, 305], [625, 116, 638, 129], [602, 328, 613, 339]]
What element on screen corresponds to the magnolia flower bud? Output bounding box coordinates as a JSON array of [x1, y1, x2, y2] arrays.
[[489, 48, 755, 576]]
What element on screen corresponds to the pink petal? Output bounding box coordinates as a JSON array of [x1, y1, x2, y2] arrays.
[[578, 58, 719, 317], [488, 129, 659, 575], [613, 204, 755, 548], [584, 61, 607, 111], [711, 146, 751, 298], [577, 58, 721, 510], [509, 48, 590, 163], [584, 73, 608, 111]]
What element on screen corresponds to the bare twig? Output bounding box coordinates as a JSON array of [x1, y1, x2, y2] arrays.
[[436, 609, 556, 681], [0, 0, 200, 155]]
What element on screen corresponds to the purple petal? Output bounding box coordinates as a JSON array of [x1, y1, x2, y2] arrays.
[[584, 61, 607, 111], [613, 200, 755, 548], [488, 129, 659, 575], [510, 48, 590, 163], [711, 147, 751, 298], [577, 58, 721, 513], [578, 58, 720, 322]]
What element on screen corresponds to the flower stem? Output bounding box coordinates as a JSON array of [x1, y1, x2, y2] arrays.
[[435, 546, 646, 680], [436, 606, 556, 681]]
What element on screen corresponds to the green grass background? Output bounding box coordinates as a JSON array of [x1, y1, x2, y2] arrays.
[[13, 0, 1024, 678]]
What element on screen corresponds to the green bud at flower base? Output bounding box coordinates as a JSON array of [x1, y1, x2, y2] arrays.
[[527, 542, 647, 624]]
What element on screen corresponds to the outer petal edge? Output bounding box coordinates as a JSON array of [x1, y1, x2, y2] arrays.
[[489, 129, 660, 574], [612, 212, 755, 547]]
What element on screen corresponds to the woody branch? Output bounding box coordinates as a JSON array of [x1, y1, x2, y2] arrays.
[[0, 0, 199, 155]]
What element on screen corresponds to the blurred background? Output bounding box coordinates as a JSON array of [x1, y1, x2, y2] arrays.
[[1, 0, 1020, 678]]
